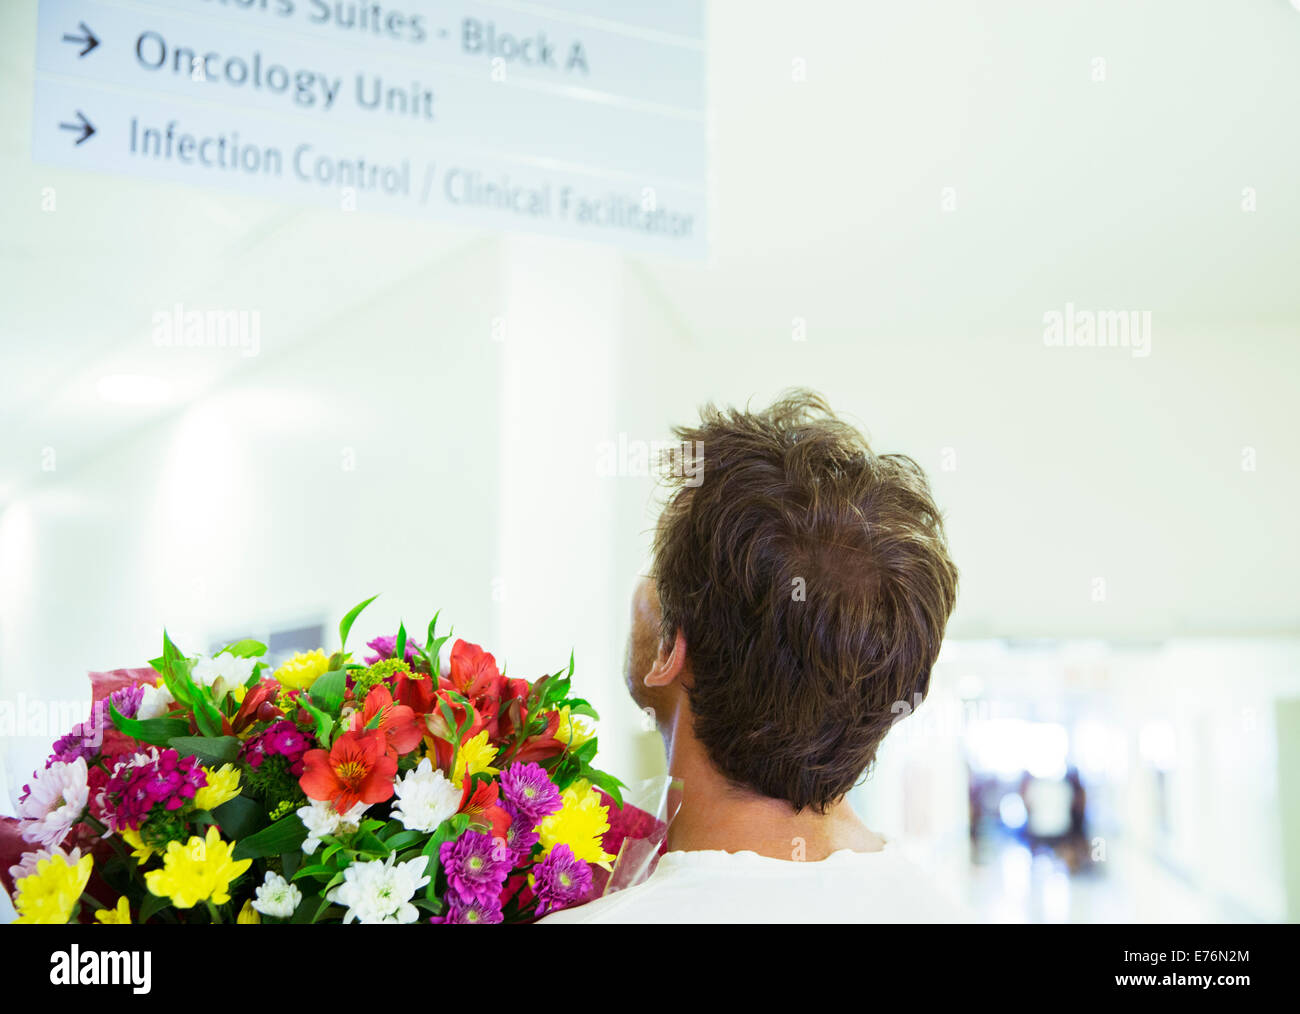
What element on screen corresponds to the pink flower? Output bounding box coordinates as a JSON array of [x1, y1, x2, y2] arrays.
[[18, 758, 89, 849]]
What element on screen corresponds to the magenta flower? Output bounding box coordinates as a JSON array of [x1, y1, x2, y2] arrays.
[[503, 819, 540, 864], [241, 719, 311, 775], [499, 762, 562, 825], [103, 748, 207, 831], [363, 635, 423, 666], [440, 829, 510, 908], [532, 844, 593, 916], [430, 894, 504, 925]]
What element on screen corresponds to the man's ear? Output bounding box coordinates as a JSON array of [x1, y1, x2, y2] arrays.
[[646, 629, 688, 688]]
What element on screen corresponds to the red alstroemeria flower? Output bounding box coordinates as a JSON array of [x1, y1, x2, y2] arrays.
[[512, 710, 567, 764], [422, 685, 494, 771], [445, 640, 505, 698], [351, 685, 421, 757], [496, 677, 532, 741], [459, 778, 512, 843], [299, 728, 397, 812], [391, 668, 437, 715], [232, 679, 283, 734], [441, 640, 506, 739]]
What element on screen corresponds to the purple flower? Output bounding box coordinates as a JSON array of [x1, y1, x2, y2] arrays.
[[363, 635, 423, 666], [440, 829, 511, 908], [504, 819, 540, 864], [532, 844, 593, 916], [429, 894, 504, 925], [499, 762, 562, 825], [49, 685, 145, 767]]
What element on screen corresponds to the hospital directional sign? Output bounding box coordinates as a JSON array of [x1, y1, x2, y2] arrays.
[[32, 0, 708, 257]]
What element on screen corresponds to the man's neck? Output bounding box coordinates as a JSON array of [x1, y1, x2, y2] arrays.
[[659, 708, 885, 861]]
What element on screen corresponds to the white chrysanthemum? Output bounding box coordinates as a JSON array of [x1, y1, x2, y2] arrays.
[[296, 799, 368, 855], [326, 854, 430, 924], [136, 682, 175, 720], [190, 652, 258, 702], [392, 757, 461, 833], [252, 870, 302, 919], [18, 758, 89, 849]]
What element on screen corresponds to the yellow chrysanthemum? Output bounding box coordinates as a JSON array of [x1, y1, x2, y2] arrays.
[[453, 729, 500, 785], [273, 649, 330, 691], [194, 763, 242, 811], [555, 706, 596, 750], [536, 783, 615, 868], [94, 896, 131, 924], [13, 853, 93, 924], [120, 828, 155, 865], [143, 826, 251, 909], [237, 899, 261, 924]]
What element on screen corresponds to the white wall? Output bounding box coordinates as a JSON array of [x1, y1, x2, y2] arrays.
[[0, 236, 506, 803]]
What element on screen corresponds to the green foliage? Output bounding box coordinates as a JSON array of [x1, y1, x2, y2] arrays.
[[209, 795, 262, 839], [217, 639, 268, 659], [168, 734, 240, 766], [296, 692, 336, 749], [108, 705, 190, 747], [232, 814, 308, 860], [338, 594, 380, 654], [307, 669, 347, 715]]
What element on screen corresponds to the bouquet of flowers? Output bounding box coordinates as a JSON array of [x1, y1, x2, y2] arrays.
[[3, 596, 653, 924]]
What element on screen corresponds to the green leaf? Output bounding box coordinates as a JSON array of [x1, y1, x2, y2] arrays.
[[339, 594, 380, 653], [139, 891, 171, 923], [159, 631, 224, 737], [281, 850, 301, 881], [584, 767, 626, 808], [232, 815, 308, 860], [413, 895, 444, 916], [154, 640, 193, 709], [218, 639, 267, 659], [296, 693, 335, 748], [167, 735, 240, 765], [384, 829, 425, 851], [424, 612, 454, 678], [108, 704, 190, 747], [563, 698, 600, 721], [436, 697, 459, 741], [210, 795, 262, 839], [422, 819, 456, 900], [290, 892, 319, 923], [353, 827, 389, 857], [308, 669, 348, 715], [394, 622, 407, 664]]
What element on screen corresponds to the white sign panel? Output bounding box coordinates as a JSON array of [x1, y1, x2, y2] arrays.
[[32, 0, 707, 257]]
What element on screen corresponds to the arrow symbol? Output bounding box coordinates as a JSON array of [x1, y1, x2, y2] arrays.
[[58, 110, 95, 145], [61, 22, 100, 57]]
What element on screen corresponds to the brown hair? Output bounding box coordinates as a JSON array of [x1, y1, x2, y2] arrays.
[[652, 389, 959, 812]]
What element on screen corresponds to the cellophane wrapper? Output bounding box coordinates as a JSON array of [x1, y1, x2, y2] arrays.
[[592, 775, 683, 899]]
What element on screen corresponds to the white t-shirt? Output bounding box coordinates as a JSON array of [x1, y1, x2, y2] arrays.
[[539, 841, 971, 923]]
